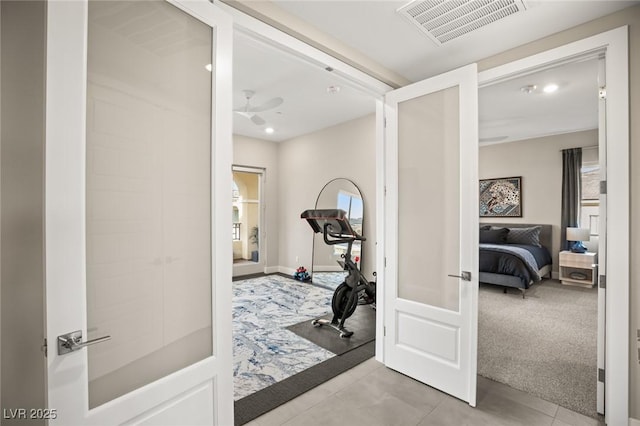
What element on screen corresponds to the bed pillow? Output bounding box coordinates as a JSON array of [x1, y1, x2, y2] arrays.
[[479, 228, 509, 244], [504, 226, 542, 247], [480, 225, 491, 230]]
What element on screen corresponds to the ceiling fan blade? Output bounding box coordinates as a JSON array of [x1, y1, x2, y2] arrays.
[[250, 97, 283, 112], [251, 114, 266, 126], [234, 111, 254, 119]]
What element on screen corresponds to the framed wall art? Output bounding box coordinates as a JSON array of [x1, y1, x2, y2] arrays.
[[479, 176, 522, 217]]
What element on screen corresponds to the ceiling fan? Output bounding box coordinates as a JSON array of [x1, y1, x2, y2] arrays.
[[234, 90, 283, 126]]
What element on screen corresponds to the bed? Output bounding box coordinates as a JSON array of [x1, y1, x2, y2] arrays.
[[479, 223, 553, 298]]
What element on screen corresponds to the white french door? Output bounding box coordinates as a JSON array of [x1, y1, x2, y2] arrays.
[[383, 64, 479, 405], [45, 0, 233, 424]]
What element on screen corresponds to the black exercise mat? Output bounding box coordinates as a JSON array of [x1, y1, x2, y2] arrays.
[[234, 341, 375, 425], [286, 305, 376, 355]]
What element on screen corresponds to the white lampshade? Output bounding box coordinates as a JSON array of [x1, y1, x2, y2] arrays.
[[567, 227, 590, 242]]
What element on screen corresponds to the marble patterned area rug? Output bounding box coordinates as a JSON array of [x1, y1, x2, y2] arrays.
[[233, 274, 336, 400], [311, 271, 347, 291]]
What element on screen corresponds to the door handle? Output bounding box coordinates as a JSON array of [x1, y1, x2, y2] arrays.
[[448, 271, 471, 281], [57, 330, 111, 355]]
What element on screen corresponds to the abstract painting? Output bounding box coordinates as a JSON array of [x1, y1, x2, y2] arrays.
[[479, 176, 522, 217]]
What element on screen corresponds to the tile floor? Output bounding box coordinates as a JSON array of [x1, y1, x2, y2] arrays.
[[245, 358, 604, 426]]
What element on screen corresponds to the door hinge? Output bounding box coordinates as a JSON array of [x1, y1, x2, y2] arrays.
[[384, 257, 387, 267], [599, 86, 607, 100], [600, 181, 607, 195], [599, 275, 606, 289], [41, 338, 48, 357], [384, 326, 386, 337], [598, 368, 605, 383], [384, 117, 387, 128]]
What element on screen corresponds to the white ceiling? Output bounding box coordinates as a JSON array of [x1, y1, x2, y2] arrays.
[[233, 0, 636, 143], [233, 32, 375, 142], [479, 57, 600, 144], [272, 0, 636, 82]]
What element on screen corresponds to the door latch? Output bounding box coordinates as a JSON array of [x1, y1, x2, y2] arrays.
[[57, 330, 111, 355], [448, 271, 471, 281]]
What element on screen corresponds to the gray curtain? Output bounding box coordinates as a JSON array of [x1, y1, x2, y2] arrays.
[[561, 148, 582, 250]]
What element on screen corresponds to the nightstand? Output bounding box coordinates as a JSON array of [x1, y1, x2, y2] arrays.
[[559, 251, 598, 287]]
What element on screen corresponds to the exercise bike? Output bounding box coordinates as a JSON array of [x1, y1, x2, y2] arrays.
[[301, 209, 376, 338]]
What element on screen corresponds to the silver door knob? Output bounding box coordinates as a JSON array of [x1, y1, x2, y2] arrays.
[[448, 271, 471, 281], [57, 330, 111, 355]]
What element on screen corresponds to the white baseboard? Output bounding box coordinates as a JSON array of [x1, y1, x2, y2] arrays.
[[278, 266, 297, 276], [264, 266, 279, 274], [629, 417, 640, 426]]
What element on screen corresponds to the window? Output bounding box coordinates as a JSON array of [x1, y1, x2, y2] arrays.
[[335, 190, 364, 257], [232, 204, 240, 241], [581, 162, 600, 236], [232, 222, 241, 241]]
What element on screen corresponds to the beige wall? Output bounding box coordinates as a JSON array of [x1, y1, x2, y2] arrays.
[[277, 114, 377, 279], [476, 5, 640, 418], [0, 1, 46, 424], [233, 135, 280, 271], [480, 130, 599, 275]]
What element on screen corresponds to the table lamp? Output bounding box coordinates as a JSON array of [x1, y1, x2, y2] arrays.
[[566, 227, 590, 253]]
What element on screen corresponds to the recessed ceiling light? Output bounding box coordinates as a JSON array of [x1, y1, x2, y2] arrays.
[[265, 127, 275, 134], [543, 83, 559, 93], [327, 85, 341, 94], [205, 64, 212, 72]]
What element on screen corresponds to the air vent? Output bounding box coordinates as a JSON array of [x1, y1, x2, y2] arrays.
[[397, 0, 528, 45]]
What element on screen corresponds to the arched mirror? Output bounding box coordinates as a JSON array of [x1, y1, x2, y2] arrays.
[[311, 178, 364, 289]]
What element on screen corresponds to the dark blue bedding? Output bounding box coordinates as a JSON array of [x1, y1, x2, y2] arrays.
[[479, 243, 552, 288]]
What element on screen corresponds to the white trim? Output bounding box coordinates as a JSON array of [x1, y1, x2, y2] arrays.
[[629, 417, 640, 426], [596, 56, 606, 415], [207, 2, 235, 424], [264, 266, 280, 275], [278, 266, 297, 277], [375, 99, 385, 363], [478, 26, 629, 425]]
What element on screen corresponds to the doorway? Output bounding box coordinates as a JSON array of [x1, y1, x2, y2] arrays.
[[477, 57, 602, 418], [476, 27, 628, 425], [229, 21, 383, 419], [232, 166, 264, 276], [224, 5, 628, 422]]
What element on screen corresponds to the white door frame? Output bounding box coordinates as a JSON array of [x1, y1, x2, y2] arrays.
[[44, 0, 234, 423], [478, 26, 629, 425]]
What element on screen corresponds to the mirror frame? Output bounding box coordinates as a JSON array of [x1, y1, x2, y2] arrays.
[[310, 177, 364, 285]]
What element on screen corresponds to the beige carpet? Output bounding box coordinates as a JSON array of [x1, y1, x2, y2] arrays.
[[478, 280, 598, 418]]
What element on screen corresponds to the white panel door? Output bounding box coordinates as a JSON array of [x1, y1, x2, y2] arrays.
[[44, 1, 234, 424], [384, 64, 479, 405]]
